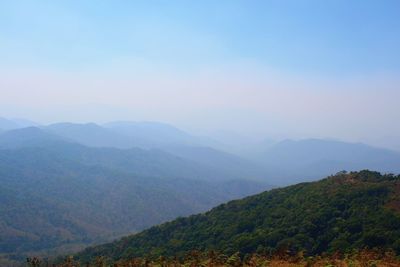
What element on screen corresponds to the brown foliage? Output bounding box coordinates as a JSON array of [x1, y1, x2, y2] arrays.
[[46, 249, 400, 267]]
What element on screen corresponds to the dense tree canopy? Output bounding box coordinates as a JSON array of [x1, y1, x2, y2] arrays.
[[75, 170, 400, 263]]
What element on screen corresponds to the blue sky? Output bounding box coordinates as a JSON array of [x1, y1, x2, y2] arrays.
[[1, 0, 400, 73], [0, 1, 400, 148]]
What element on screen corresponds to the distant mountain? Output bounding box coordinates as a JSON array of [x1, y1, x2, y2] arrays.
[[0, 117, 38, 130], [74, 170, 400, 263], [41, 123, 270, 182], [162, 145, 268, 181], [0, 127, 269, 182], [103, 121, 214, 148], [0, 128, 269, 264], [45, 123, 137, 149], [11, 118, 39, 128], [42, 143, 264, 182], [0, 127, 68, 149], [207, 130, 277, 156], [44, 121, 217, 150], [259, 139, 400, 185], [0, 117, 18, 130]]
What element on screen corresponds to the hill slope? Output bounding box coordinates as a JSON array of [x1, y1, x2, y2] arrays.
[[0, 129, 269, 263], [0, 147, 266, 260], [75, 170, 400, 263]]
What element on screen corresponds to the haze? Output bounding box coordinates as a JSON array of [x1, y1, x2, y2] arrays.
[[1, 0, 400, 150]]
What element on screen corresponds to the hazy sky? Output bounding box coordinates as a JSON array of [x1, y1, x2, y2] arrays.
[[1, 0, 400, 148]]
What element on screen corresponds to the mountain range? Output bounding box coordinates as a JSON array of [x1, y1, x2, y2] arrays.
[[1, 117, 400, 265], [0, 125, 268, 265], [2, 117, 400, 185]]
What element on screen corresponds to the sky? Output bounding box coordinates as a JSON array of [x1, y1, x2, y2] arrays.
[[0, 0, 400, 149]]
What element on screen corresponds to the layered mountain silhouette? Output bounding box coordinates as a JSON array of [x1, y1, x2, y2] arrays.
[[0, 126, 268, 263], [1, 118, 400, 265]]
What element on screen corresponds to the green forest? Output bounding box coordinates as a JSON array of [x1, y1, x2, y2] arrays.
[[74, 170, 400, 265]]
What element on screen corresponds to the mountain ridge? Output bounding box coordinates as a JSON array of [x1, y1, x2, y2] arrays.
[[0, 128, 270, 264]]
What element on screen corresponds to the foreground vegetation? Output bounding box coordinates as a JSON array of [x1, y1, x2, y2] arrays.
[[74, 171, 400, 264], [31, 249, 400, 266], [13, 170, 400, 267]]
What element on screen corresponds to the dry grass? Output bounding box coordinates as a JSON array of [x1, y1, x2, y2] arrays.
[[46, 249, 400, 267]]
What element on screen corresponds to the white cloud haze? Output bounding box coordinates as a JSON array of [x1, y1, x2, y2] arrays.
[[1, 63, 399, 150]]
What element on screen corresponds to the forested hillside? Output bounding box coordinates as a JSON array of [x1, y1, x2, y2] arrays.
[[2, 126, 400, 266], [75, 171, 400, 264], [0, 128, 268, 265]]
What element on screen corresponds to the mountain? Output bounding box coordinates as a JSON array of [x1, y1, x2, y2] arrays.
[[0, 117, 38, 131], [11, 118, 39, 128], [0, 128, 269, 264], [45, 121, 217, 150], [0, 117, 21, 130], [0, 127, 66, 149], [45, 123, 138, 149], [74, 170, 400, 264], [259, 139, 400, 185], [43, 123, 400, 186], [162, 145, 268, 181], [103, 121, 214, 148], [42, 123, 269, 181], [0, 127, 269, 182]]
